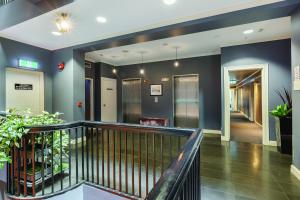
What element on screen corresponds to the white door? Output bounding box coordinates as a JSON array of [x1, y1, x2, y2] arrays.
[[6, 68, 44, 115], [101, 77, 117, 122]]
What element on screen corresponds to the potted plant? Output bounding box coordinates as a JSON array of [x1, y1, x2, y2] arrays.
[[0, 109, 69, 186], [271, 88, 292, 154]]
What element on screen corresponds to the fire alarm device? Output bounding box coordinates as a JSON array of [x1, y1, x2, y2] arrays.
[[58, 62, 65, 71], [76, 101, 83, 108]]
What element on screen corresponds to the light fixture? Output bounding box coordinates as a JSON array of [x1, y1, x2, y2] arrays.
[[111, 56, 117, 74], [52, 31, 62, 36], [56, 13, 72, 33], [96, 16, 107, 23], [243, 29, 254, 35], [139, 52, 145, 75], [174, 47, 180, 67], [140, 69, 145, 75], [163, 0, 176, 5]]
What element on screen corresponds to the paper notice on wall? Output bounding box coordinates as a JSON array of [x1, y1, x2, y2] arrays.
[[294, 66, 300, 91]]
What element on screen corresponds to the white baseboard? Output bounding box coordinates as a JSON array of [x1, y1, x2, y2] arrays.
[[203, 129, 222, 135], [291, 165, 300, 181], [221, 135, 230, 141], [267, 141, 277, 146]]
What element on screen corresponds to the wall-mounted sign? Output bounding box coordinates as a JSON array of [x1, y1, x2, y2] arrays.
[[18, 59, 38, 69], [15, 84, 33, 90]]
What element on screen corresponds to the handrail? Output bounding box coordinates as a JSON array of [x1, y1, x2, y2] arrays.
[[26, 121, 194, 136], [5, 121, 202, 200], [146, 129, 203, 199]]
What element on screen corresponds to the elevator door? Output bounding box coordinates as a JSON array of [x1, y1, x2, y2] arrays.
[[174, 75, 199, 128], [122, 79, 141, 124]]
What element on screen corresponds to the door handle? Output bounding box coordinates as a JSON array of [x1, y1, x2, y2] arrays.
[[103, 104, 106, 107]]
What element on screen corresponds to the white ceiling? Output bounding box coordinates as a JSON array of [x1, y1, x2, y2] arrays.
[[0, 0, 283, 50], [85, 17, 291, 66]]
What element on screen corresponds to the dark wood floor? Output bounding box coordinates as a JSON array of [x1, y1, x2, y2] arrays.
[[201, 134, 300, 200]]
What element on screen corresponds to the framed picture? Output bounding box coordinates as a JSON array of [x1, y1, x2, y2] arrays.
[[150, 84, 163, 96]]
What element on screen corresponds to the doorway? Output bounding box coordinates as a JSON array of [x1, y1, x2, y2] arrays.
[[173, 74, 199, 128], [6, 68, 44, 114], [224, 64, 269, 145], [101, 77, 117, 122], [85, 78, 94, 121], [122, 78, 141, 124]]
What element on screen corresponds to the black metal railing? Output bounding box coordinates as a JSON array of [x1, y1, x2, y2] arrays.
[[5, 121, 202, 200], [0, 0, 13, 6]]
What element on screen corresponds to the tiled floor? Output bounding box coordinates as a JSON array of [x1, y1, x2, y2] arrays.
[[231, 112, 262, 144], [201, 134, 300, 200]]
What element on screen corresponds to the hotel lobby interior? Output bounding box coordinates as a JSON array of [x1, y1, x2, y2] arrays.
[[1, 0, 300, 199]]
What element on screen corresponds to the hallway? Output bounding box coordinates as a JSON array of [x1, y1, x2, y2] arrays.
[[230, 112, 262, 144], [201, 134, 300, 200]]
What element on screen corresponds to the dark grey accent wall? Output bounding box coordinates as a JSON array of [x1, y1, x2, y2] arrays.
[[85, 62, 115, 121], [221, 39, 292, 141], [0, 37, 53, 112], [116, 55, 222, 130], [0, 0, 74, 30], [291, 8, 300, 170]]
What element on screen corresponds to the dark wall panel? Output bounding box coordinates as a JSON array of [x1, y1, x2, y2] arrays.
[[221, 39, 292, 141], [117, 55, 222, 130]]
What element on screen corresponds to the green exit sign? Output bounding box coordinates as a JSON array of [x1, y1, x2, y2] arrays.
[[18, 59, 38, 69]]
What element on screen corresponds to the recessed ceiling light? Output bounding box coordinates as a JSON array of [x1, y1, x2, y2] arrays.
[[243, 29, 254, 34], [163, 0, 176, 5], [96, 16, 107, 23], [52, 31, 62, 36]]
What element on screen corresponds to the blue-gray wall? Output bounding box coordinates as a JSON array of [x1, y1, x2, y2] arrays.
[[116, 55, 222, 130], [221, 39, 292, 141], [51, 48, 85, 122], [291, 8, 300, 170], [0, 37, 53, 112]]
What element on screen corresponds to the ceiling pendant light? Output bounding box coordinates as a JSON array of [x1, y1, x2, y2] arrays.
[[111, 56, 117, 74], [140, 52, 145, 75], [56, 13, 72, 33], [174, 47, 180, 67]]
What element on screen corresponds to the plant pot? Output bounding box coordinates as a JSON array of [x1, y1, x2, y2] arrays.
[[275, 116, 292, 154]]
